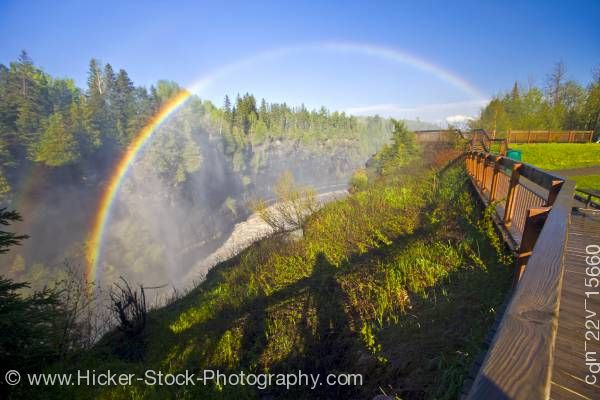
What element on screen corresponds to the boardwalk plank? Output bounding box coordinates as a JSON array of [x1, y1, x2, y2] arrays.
[[551, 209, 600, 400]]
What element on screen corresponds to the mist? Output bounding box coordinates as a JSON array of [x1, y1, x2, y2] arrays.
[[4, 95, 382, 306]]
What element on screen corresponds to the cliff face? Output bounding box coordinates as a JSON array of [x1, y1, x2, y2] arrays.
[[243, 138, 361, 193], [165, 134, 364, 288], [6, 129, 369, 298]]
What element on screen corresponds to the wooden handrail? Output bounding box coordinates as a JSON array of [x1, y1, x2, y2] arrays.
[[464, 140, 576, 399], [471, 129, 509, 156], [467, 180, 574, 399], [574, 187, 600, 209], [468, 151, 565, 192]]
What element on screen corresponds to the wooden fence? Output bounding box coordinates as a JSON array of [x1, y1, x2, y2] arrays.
[[507, 129, 593, 143], [471, 129, 508, 155], [464, 149, 575, 398], [413, 129, 462, 143]]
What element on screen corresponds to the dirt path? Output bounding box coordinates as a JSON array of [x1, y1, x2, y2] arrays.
[[551, 166, 600, 176]]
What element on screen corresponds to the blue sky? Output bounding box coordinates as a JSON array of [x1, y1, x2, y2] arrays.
[[1, 0, 599, 124]]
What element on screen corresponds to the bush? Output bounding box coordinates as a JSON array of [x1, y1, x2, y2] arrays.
[[251, 171, 317, 235], [109, 277, 147, 339], [349, 168, 369, 192], [0, 277, 67, 399]]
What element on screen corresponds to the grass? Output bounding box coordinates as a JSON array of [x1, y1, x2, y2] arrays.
[[507, 143, 600, 170], [571, 174, 600, 191], [22, 162, 513, 400]]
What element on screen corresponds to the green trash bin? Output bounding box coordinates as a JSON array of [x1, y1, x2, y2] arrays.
[[506, 149, 522, 161]]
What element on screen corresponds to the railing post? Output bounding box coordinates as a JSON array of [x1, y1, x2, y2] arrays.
[[473, 153, 479, 185], [482, 156, 489, 192], [513, 206, 551, 288], [489, 156, 502, 202], [546, 180, 564, 206], [477, 154, 484, 188], [587, 193, 592, 207], [467, 153, 472, 175], [475, 154, 481, 185], [470, 153, 474, 175], [503, 163, 523, 227]]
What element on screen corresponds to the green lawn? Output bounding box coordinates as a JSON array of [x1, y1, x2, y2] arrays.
[[508, 143, 600, 170], [571, 174, 600, 191]]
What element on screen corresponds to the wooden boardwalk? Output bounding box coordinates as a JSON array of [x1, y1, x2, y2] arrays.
[[462, 132, 600, 398], [551, 207, 600, 400]]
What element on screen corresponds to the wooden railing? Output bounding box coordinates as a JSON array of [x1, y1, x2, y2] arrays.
[[413, 129, 463, 143], [464, 146, 575, 398], [507, 129, 593, 144], [575, 188, 600, 209], [471, 129, 509, 155]]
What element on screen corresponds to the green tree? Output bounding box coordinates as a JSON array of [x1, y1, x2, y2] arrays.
[[126, 86, 158, 141], [35, 112, 79, 166], [0, 135, 13, 197], [48, 78, 78, 113], [103, 63, 117, 137], [10, 52, 48, 158], [155, 80, 181, 103], [139, 99, 202, 187], [223, 94, 232, 114], [583, 79, 600, 137], [0, 208, 28, 253], [561, 81, 585, 129], [84, 58, 106, 147], [113, 69, 135, 144], [374, 120, 418, 174], [0, 277, 61, 385]]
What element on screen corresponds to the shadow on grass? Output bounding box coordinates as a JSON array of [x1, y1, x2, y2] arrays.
[[145, 226, 510, 399]]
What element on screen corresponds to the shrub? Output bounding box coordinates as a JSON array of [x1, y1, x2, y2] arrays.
[[349, 168, 369, 192], [251, 171, 317, 235]]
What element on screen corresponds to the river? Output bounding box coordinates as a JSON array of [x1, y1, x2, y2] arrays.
[[181, 189, 348, 285]]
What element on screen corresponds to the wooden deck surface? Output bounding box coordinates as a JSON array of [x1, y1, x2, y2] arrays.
[[551, 207, 600, 400]]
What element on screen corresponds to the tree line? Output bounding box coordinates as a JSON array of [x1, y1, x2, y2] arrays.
[[0, 51, 174, 193], [473, 62, 600, 137], [219, 93, 367, 140], [0, 51, 394, 199], [209, 92, 393, 162]]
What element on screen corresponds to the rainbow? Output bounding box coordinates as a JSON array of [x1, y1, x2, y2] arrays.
[[85, 90, 192, 284], [85, 41, 487, 287]]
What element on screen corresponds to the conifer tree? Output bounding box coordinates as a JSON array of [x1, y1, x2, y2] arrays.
[[113, 69, 135, 144], [84, 59, 106, 147], [103, 63, 117, 137], [223, 94, 231, 113], [12, 52, 44, 157], [35, 112, 79, 166]]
